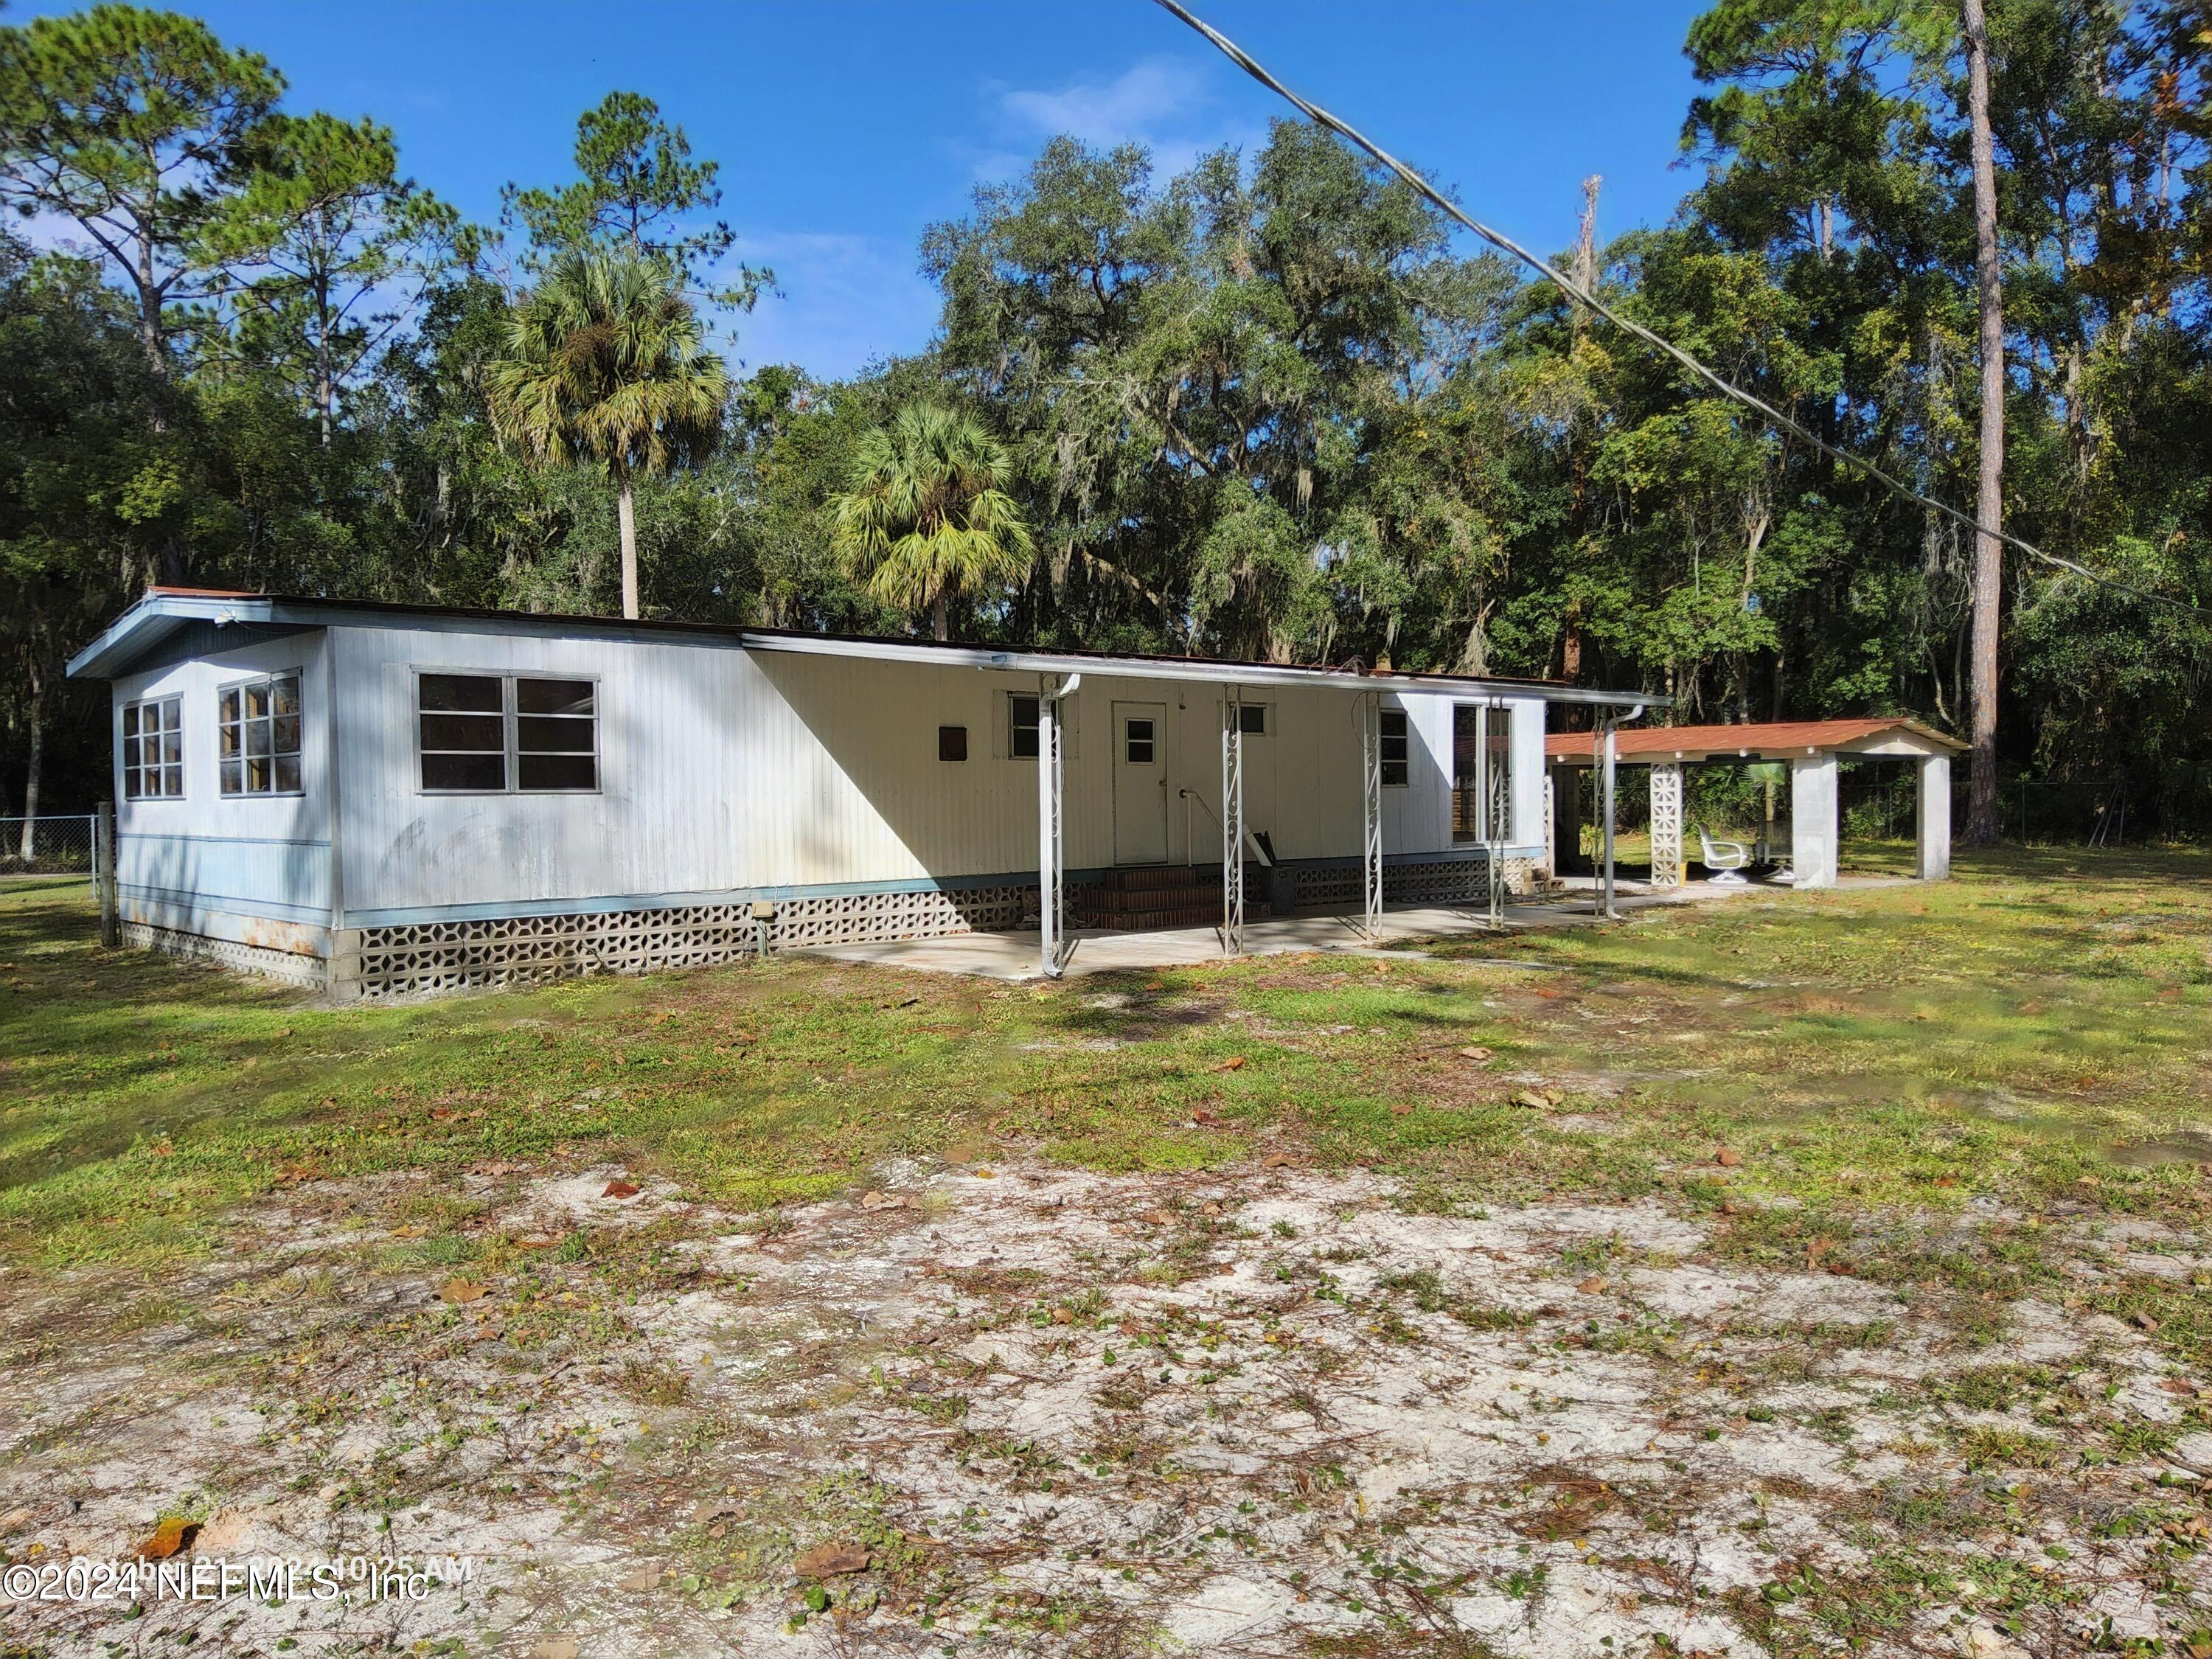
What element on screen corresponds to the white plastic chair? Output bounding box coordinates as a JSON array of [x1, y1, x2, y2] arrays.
[[1697, 827, 1751, 885]]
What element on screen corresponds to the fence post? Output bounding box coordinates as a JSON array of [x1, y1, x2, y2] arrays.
[[96, 801, 118, 949]]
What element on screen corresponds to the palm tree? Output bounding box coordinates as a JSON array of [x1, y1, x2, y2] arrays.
[[831, 403, 1034, 640], [487, 249, 726, 619]]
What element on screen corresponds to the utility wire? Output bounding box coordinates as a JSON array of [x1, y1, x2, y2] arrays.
[[1151, 0, 2210, 623]]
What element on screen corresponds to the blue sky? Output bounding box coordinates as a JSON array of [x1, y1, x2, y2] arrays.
[[21, 0, 1712, 379]]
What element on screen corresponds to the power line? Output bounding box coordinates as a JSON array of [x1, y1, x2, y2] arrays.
[[1150, 0, 2211, 624]]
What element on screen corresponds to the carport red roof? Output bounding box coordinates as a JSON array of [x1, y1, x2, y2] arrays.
[[1545, 717, 1965, 765]]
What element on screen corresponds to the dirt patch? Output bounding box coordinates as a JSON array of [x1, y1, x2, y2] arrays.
[[2, 1165, 2208, 1656]]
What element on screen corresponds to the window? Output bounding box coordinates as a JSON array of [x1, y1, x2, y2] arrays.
[[1237, 703, 1267, 737], [1009, 693, 1040, 759], [418, 673, 506, 791], [516, 678, 597, 791], [939, 725, 968, 762], [1124, 716, 1156, 764], [1453, 704, 1514, 841], [122, 697, 184, 799], [218, 672, 302, 796], [1380, 708, 1408, 787], [418, 672, 598, 793]]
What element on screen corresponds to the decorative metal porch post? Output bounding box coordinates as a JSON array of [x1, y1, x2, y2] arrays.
[[1479, 699, 1511, 927], [1221, 686, 1245, 956], [1035, 673, 1079, 978], [1360, 691, 1383, 942]]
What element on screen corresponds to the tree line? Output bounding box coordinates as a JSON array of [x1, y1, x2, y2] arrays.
[[2, 1, 2208, 837]]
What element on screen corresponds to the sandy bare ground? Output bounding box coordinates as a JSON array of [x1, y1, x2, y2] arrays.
[[4, 1161, 2209, 1657]]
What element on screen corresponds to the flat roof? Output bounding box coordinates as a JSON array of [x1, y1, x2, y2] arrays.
[[1545, 717, 1965, 766], [69, 588, 1662, 709]]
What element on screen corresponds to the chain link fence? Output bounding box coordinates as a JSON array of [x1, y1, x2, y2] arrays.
[[0, 814, 99, 878]]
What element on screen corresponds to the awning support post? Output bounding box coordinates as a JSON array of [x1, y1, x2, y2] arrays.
[[1480, 698, 1509, 928], [1221, 686, 1245, 955], [1037, 672, 1080, 978], [1360, 691, 1383, 942]]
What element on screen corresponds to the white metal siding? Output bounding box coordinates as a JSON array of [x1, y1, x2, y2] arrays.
[[111, 630, 333, 953], [327, 624, 1547, 922]]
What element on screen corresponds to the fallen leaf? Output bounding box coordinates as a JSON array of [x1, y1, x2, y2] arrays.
[[692, 1499, 737, 1524], [1512, 1091, 1551, 1110], [617, 1564, 661, 1592], [602, 1178, 641, 1199], [1458, 1046, 1492, 1061], [134, 1516, 198, 1560], [439, 1279, 488, 1305], [1200, 1201, 1223, 1217], [1715, 1147, 1743, 1167], [1142, 1208, 1175, 1225], [389, 1224, 426, 1239], [531, 1641, 580, 1659], [1212, 1057, 1247, 1072], [859, 1190, 902, 1211], [793, 1542, 871, 1579]]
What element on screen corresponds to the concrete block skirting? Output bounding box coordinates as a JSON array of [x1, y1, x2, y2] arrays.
[[129, 850, 1545, 1001], [121, 921, 329, 990]]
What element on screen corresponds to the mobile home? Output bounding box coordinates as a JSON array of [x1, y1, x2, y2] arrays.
[[66, 589, 1649, 998]]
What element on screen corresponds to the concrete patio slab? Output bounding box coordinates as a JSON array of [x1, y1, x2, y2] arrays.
[[796, 872, 1916, 981]]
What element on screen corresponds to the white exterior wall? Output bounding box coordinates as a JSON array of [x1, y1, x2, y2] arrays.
[[109, 628, 334, 955], [327, 623, 1549, 926]]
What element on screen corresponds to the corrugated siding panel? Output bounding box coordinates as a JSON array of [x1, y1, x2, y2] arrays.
[[111, 631, 333, 949], [330, 626, 1547, 917]]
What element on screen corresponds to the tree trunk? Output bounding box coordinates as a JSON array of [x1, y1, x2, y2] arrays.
[[931, 591, 950, 641], [134, 232, 185, 583], [1573, 175, 1601, 326], [1963, 0, 2006, 846], [616, 475, 639, 619], [315, 269, 335, 448], [19, 689, 43, 863]]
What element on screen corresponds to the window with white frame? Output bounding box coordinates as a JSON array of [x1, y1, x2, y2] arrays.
[[218, 672, 302, 796], [1379, 708, 1409, 787], [122, 696, 184, 799], [417, 672, 597, 793], [1008, 692, 1040, 759], [1237, 703, 1267, 736]]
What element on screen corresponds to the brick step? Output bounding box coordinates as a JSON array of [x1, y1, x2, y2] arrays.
[[1093, 863, 1206, 891]]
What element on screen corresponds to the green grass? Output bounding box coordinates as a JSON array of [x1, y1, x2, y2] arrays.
[[4, 846, 2210, 1306]]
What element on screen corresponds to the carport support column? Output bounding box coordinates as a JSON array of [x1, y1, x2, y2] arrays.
[[1792, 754, 1839, 889], [1916, 754, 1952, 880], [1648, 762, 1684, 890]]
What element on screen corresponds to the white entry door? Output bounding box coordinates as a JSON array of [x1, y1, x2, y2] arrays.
[[1112, 701, 1169, 865]]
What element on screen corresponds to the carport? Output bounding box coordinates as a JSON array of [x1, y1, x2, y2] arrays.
[[1544, 718, 1966, 891]]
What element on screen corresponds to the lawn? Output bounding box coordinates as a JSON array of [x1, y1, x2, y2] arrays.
[[1, 849, 2210, 1657]]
